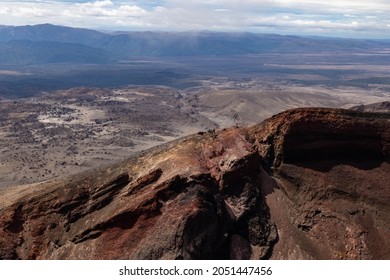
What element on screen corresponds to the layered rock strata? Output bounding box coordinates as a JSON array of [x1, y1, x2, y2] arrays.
[[0, 108, 389, 259]]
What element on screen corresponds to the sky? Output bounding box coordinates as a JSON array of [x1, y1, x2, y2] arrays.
[[0, 0, 389, 39]]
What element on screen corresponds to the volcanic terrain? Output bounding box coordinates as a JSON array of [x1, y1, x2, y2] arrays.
[[0, 107, 389, 259]]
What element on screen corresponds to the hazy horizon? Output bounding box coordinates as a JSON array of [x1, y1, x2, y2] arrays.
[[0, 0, 389, 40]]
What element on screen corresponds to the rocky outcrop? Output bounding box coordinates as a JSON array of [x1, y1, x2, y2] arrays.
[[350, 101, 390, 113], [0, 108, 389, 259], [251, 108, 390, 259]]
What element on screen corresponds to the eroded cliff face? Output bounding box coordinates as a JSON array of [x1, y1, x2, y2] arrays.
[[0, 108, 389, 259], [251, 109, 390, 259]]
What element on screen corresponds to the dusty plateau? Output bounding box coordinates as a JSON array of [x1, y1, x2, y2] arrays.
[[1, 80, 390, 188]]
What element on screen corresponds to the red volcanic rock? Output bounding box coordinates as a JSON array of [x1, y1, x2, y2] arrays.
[[251, 108, 390, 259], [0, 108, 389, 259]]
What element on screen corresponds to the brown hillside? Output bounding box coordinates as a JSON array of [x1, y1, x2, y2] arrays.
[[0, 108, 389, 259]]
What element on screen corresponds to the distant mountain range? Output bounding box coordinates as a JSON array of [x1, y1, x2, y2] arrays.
[[0, 40, 108, 65], [0, 24, 390, 65]]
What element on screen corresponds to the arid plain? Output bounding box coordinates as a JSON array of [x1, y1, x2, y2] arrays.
[[1, 51, 390, 188]]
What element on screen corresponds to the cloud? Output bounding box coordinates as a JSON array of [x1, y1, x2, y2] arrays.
[[0, 0, 389, 38], [78, 0, 114, 8], [74, 1, 146, 17]]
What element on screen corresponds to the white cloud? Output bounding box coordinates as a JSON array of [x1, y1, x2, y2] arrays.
[[77, 0, 114, 8], [75, 1, 146, 17], [0, 3, 55, 18]]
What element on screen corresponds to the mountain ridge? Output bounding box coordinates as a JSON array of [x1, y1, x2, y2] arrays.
[[1, 24, 390, 65], [1, 107, 389, 259], [0, 39, 109, 65]]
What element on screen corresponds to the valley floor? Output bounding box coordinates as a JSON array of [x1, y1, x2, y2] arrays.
[[1, 78, 390, 188]]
